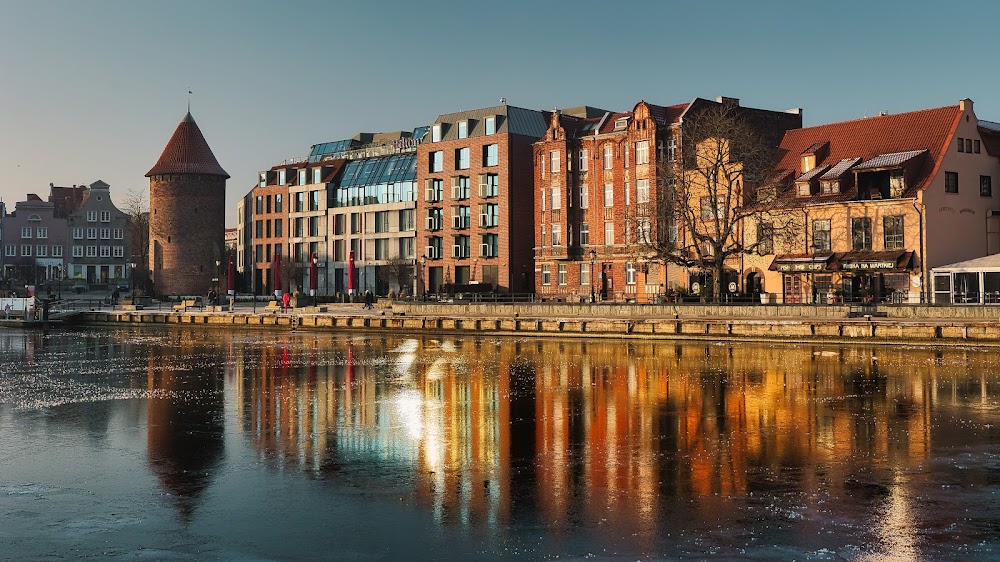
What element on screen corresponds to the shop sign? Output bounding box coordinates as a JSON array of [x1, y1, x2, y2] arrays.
[[842, 261, 896, 270], [775, 262, 825, 272]]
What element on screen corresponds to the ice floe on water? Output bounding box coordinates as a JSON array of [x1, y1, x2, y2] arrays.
[[0, 368, 170, 410]]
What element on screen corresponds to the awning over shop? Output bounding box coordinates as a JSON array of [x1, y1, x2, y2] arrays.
[[834, 250, 913, 272], [768, 253, 834, 272]]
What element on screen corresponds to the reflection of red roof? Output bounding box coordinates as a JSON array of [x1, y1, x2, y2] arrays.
[[146, 112, 229, 178], [773, 105, 961, 194]]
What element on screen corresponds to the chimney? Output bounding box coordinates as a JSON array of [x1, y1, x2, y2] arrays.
[[786, 108, 803, 115], [716, 96, 740, 107], [960, 98, 974, 112]]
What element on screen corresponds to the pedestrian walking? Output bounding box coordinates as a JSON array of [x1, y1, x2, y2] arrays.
[[282, 291, 291, 312], [364, 290, 374, 310]]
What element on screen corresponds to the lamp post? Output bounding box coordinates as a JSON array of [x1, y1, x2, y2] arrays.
[[589, 249, 597, 303], [128, 261, 136, 303], [419, 256, 426, 300], [311, 253, 317, 306]]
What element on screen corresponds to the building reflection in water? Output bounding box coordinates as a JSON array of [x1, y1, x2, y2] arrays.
[[145, 331, 225, 523], [233, 335, 999, 548]]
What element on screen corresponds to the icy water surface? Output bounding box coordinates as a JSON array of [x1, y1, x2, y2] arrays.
[[1, 327, 999, 560]]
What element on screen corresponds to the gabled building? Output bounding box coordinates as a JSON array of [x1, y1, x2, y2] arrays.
[[417, 104, 549, 294], [534, 97, 802, 301], [66, 180, 129, 285], [752, 98, 1000, 303], [1, 195, 66, 290]]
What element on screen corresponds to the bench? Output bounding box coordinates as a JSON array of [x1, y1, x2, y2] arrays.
[[264, 301, 281, 313], [172, 299, 199, 312]]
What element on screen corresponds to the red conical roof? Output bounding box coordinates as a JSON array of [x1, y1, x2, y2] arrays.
[[146, 112, 230, 178]]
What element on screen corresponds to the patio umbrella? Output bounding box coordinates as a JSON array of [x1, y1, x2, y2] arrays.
[[309, 252, 318, 297], [273, 252, 282, 297], [227, 256, 235, 297], [348, 251, 356, 296]]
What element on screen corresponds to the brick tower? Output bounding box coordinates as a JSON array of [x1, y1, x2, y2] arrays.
[[146, 112, 229, 297]]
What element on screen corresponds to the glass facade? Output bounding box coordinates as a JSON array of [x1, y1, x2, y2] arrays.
[[331, 153, 418, 208]]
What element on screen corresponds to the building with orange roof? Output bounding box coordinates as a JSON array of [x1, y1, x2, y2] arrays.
[[748, 98, 1000, 304]]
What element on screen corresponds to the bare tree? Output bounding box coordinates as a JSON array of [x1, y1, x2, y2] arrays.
[[631, 104, 799, 301], [121, 188, 151, 294], [379, 256, 413, 296]]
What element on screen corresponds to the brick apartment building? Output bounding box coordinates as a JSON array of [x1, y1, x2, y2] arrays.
[[417, 103, 549, 294], [533, 97, 802, 301]]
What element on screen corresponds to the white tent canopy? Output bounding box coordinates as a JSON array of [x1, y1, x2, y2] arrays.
[[931, 254, 1000, 304]]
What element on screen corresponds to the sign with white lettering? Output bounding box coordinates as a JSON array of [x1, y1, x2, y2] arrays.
[[776, 262, 826, 272], [842, 261, 896, 270]]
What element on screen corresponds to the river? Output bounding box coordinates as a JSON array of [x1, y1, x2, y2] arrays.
[[1, 327, 999, 560]]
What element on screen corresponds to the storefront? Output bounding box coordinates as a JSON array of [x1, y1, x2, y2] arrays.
[[769, 251, 914, 303], [931, 254, 1000, 304]]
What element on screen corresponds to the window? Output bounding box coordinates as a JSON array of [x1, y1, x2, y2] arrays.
[[635, 141, 649, 165], [540, 225, 546, 247], [310, 190, 320, 211], [580, 222, 590, 245], [975, 140, 981, 154], [313, 168, 322, 184], [399, 237, 415, 259], [309, 216, 320, 237], [374, 211, 390, 233], [550, 151, 560, 173], [624, 181, 630, 206], [113, 246, 124, 258], [581, 185, 589, 208], [21, 227, 31, 238], [539, 153, 546, 176], [558, 264, 567, 286], [636, 179, 650, 204], [479, 173, 499, 197], [259, 174, 267, 188], [541, 264, 551, 285], [350, 213, 360, 234], [87, 211, 97, 222], [812, 219, 831, 251], [274, 219, 282, 237], [852, 217, 872, 251], [580, 263, 590, 286], [966, 139, 973, 153], [73, 228, 83, 240], [540, 188, 546, 212], [452, 235, 470, 258], [100, 246, 111, 258], [483, 144, 498, 167], [36, 245, 47, 257], [479, 203, 499, 227], [700, 196, 726, 221], [552, 224, 562, 246], [21, 244, 31, 256], [113, 228, 123, 239], [52, 245, 63, 257], [293, 217, 304, 237], [295, 192, 305, 212], [427, 208, 443, 231], [484, 117, 496, 135], [451, 176, 470, 200], [667, 137, 677, 161], [4, 244, 14, 256], [603, 145, 613, 169], [100, 210, 111, 222], [430, 151, 443, 173], [266, 195, 272, 213], [883, 216, 904, 249], [275, 194, 283, 212], [86, 246, 97, 257], [334, 214, 345, 235], [604, 183, 613, 207], [375, 238, 389, 260], [87, 228, 97, 240], [551, 187, 561, 210], [452, 206, 470, 229], [604, 221, 614, 245], [458, 121, 468, 139], [36, 227, 48, 239], [455, 147, 470, 170], [637, 219, 651, 243], [958, 138, 965, 152], [278, 169, 286, 185], [579, 149, 588, 171], [981, 175, 993, 197], [626, 262, 636, 285], [758, 223, 773, 254], [432, 124, 442, 142], [72, 246, 84, 258], [481, 233, 498, 257], [945, 171, 959, 193], [255, 220, 263, 238], [426, 178, 444, 202], [100, 228, 110, 240], [399, 209, 415, 231]]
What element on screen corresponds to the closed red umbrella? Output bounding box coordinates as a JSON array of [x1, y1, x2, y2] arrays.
[[273, 252, 282, 297], [227, 255, 235, 296], [309, 252, 318, 297], [347, 251, 356, 296]]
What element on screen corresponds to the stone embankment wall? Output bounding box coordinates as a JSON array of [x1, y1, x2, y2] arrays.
[[78, 306, 1000, 346]]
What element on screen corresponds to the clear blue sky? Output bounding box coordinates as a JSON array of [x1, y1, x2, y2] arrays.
[[2, 0, 998, 225]]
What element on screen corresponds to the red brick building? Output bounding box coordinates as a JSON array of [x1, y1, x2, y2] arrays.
[[416, 104, 549, 294], [534, 97, 802, 301]]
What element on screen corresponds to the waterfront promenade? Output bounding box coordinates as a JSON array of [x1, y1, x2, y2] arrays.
[[71, 299, 1000, 346]]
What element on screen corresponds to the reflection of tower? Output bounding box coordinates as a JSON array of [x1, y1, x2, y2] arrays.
[[146, 335, 225, 522], [146, 111, 229, 297]]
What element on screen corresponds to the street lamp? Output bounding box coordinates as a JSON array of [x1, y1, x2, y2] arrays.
[[419, 256, 426, 300], [589, 249, 597, 303], [215, 259, 221, 305], [128, 261, 136, 303]]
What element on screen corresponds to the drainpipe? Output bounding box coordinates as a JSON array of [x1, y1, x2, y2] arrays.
[[912, 198, 925, 303]]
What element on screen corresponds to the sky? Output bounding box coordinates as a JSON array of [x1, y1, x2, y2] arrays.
[[2, 0, 998, 225]]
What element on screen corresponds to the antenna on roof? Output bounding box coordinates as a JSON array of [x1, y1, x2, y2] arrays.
[[187, 88, 192, 113], [500, 97, 507, 106]]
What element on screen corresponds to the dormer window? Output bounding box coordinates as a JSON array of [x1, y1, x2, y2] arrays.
[[802, 155, 815, 173], [259, 172, 267, 187], [852, 150, 925, 200], [820, 180, 839, 194], [797, 182, 811, 197], [432, 124, 442, 142], [484, 116, 496, 135], [614, 117, 629, 131], [458, 121, 468, 139], [278, 169, 286, 185], [27, 214, 41, 222]]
